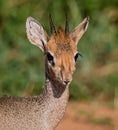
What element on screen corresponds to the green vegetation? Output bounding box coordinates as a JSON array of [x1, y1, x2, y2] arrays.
[[92, 116, 113, 126], [0, 0, 118, 102], [77, 109, 113, 126]]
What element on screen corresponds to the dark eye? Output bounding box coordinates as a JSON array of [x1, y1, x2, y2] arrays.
[[74, 52, 82, 62], [46, 52, 55, 66], [74, 53, 79, 62]]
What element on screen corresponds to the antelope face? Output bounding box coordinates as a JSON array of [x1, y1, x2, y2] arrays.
[[26, 15, 89, 86], [46, 28, 78, 86]]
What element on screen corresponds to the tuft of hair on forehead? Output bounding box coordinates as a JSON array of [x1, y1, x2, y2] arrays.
[[55, 27, 70, 42], [57, 27, 67, 35], [50, 27, 76, 53]]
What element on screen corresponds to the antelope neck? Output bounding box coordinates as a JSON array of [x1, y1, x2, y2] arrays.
[[44, 78, 69, 99]]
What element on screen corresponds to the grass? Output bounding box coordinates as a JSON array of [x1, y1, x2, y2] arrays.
[[76, 109, 113, 127], [92, 116, 113, 126]]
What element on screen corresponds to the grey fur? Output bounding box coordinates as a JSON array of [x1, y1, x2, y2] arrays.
[[0, 80, 69, 130]]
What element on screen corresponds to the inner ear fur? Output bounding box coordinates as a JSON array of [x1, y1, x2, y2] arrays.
[[26, 17, 49, 52], [70, 16, 89, 44]]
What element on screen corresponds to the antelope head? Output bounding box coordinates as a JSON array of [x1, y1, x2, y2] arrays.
[[26, 15, 89, 87]]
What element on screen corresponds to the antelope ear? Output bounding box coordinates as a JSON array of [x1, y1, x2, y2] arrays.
[[70, 16, 89, 45], [26, 17, 49, 52]]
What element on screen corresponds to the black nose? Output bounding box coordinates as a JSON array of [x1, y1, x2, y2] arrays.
[[64, 80, 70, 85]]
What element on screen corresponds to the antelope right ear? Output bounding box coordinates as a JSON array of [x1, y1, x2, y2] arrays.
[[70, 16, 89, 45], [26, 17, 49, 52]]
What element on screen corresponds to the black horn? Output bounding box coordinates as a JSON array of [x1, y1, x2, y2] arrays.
[[49, 14, 56, 34], [65, 14, 69, 34]]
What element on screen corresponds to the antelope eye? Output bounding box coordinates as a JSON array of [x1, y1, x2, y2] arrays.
[[74, 52, 79, 62], [46, 52, 55, 66], [74, 52, 83, 62]]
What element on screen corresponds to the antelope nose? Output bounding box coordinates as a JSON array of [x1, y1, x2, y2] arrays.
[[64, 80, 70, 85]]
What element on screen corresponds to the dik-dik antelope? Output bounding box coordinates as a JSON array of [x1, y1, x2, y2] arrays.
[[0, 15, 89, 130]]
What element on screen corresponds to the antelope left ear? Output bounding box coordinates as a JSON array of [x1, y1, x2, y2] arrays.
[[70, 16, 89, 45]]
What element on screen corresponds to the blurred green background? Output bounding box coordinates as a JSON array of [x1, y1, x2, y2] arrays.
[[0, 0, 118, 103]]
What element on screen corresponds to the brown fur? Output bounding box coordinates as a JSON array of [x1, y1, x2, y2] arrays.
[[46, 27, 77, 85]]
